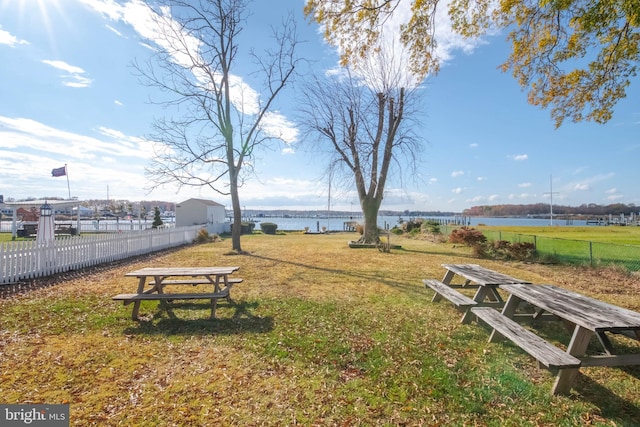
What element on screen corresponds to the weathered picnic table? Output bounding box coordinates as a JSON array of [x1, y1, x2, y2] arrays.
[[473, 284, 640, 395], [112, 266, 241, 320], [423, 263, 531, 323]]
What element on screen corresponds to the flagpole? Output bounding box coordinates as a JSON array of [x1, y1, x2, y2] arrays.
[[65, 164, 71, 200]]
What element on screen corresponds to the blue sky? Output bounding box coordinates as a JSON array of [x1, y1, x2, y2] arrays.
[[1, 0, 638, 213]]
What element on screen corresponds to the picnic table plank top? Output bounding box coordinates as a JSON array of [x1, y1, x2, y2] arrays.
[[500, 284, 640, 332], [125, 266, 240, 277], [441, 263, 531, 285]]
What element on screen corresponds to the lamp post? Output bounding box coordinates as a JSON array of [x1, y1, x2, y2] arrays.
[[40, 202, 53, 217], [36, 201, 55, 245]]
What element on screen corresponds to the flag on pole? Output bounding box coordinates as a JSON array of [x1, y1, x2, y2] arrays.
[[52, 166, 66, 177]]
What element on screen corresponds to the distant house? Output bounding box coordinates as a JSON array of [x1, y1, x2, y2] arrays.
[[175, 198, 229, 234]]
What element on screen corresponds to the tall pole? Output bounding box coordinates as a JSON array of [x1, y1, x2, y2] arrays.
[[65, 164, 71, 200], [544, 175, 559, 226], [327, 168, 333, 231]]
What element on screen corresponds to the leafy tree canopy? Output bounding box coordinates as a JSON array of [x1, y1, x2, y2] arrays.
[[305, 0, 640, 127]]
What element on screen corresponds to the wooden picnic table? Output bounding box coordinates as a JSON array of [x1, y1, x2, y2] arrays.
[[497, 284, 640, 395], [424, 264, 531, 324], [113, 266, 241, 320], [441, 263, 531, 299]]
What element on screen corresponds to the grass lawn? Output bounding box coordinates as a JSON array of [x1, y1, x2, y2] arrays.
[[475, 225, 640, 245], [1, 232, 639, 426]]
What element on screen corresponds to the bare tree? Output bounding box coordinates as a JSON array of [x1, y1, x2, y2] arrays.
[[299, 54, 422, 244], [134, 0, 299, 252]]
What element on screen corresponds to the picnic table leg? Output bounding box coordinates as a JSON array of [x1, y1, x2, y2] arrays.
[[487, 294, 522, 343], [433, 270, 456, 302], [210, 297, 218, 319], [131, 277, 146, 320], [441, 270, 455, 285], [551, 326, 592, 395]]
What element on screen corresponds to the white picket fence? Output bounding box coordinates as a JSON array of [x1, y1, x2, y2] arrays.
[[0, 226, 202, 285]]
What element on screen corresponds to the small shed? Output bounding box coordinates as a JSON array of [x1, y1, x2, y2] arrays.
[[175, 198, 229, 234]]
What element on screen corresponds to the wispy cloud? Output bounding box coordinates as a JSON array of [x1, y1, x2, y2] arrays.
[[0, 115, 159, 199], [0, 26, 28, 47], [451, 170, 464, 178], [508, 193, 534, 200], [105, 24, 123, 37], [0, 116, 151, 160], [509, 154, 528, 161], [42, 60, 92, 88], [452, 187, 463, 194], [81, 0, 299, 143], [565, 173, 615, 194], [518, 182, 532, 188]]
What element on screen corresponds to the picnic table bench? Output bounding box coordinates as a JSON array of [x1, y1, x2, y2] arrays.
[[474, 284, 640, 395], [424, 264, 530, 323], [112, 266, 241, 320]]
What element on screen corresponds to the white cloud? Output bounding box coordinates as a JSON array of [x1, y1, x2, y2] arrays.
[[260, 111, 299, 144], [607, 194, 624, 201], [42, 60, 85, 74], [466, 196, 485, 203], [452, 187, 463, 194], [105, 24, 123, 37], [518, 182, 532, 188], [42, 60, 92, 88], [605, 188, 618, 194], [510, 154, 528, 161], [488, 194, 499, 201], [477, 176, 486, 181], [429, 178, 438, 184], [114, 100, 124, 106], [451, 170, 464, 178], [0, 116, 170, 201], [469, 143, 478, 148], [81, 0, 299, 143], [0, 27, 28, 47], [574, 183, 590, 191], [0, 116, 151, 161], [508, 193, 534, 200]]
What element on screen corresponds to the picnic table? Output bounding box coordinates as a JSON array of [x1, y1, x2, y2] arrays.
[[113, 266, 241, 320], [473, 284, 640, 395], [423, 264, 531, 323]]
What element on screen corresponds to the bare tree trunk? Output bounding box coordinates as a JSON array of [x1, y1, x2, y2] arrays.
[[230, 180, 242, 252], [361, 198, 381, 243]]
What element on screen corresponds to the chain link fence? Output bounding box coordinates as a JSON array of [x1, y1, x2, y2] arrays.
[[440, 225, 640, 272]]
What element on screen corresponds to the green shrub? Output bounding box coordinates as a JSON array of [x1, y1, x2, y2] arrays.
[[391, 226, 404, 235], [231, 222, 255, 234], [401, 218, 423, 233], [260, 222, 278, 235], [422, 220, 441, 234]]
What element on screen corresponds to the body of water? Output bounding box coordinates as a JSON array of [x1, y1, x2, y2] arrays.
[[0, 215, 619, 234], [250, 215, 595, 231]]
